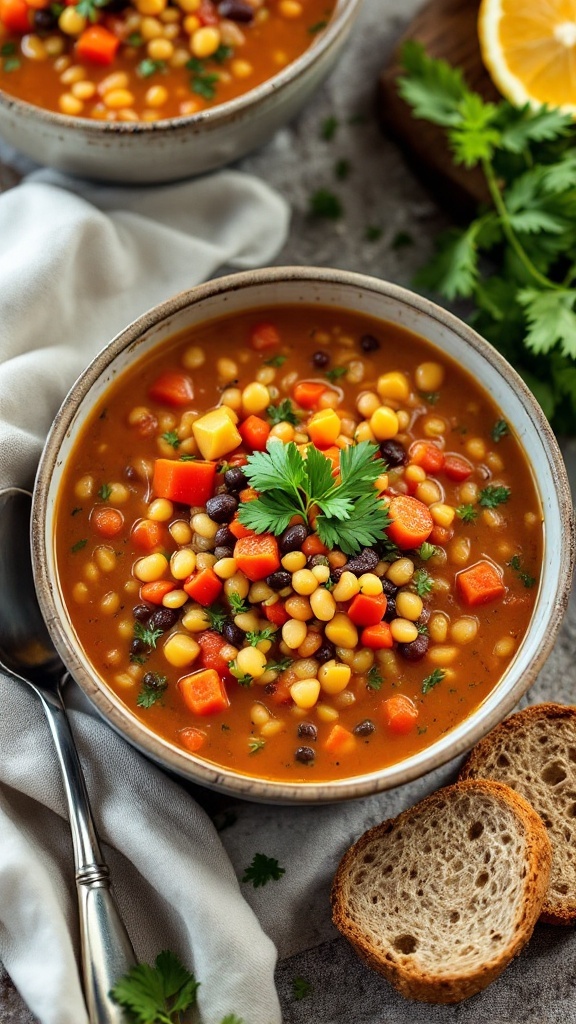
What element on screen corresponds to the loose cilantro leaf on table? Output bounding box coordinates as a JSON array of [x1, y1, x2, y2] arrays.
[[309, 189, 343, 219], [293, 976, 313, 1000], [110, 949, 199, 1023], [320, 115, 339, 141], [242, 853, 285, 887]]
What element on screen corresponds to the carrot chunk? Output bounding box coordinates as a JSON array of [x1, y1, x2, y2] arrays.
[[0, 0, 30, 32], [386, 495, 434, 550], [348, 592, 387, 627], [183, 567, 223, 606], [324, 724, 357, 755], [443, 454, 473, 481], [76, 24, 120, 64], [381, 694, 418, 735], [409, 441, 445, 474], [140, 580, 176, 605], [249, 322, 281, 351], [457, 560, 506, 607], [264, 601, 290, 626], [91, 506, 123, 538], [361, 622, 393, 649], [293, 381, 327, 410], [152, 458, 216, 506], [148, 370, 194, 407], [131, 518, 166, 551], [301, 534, 327, 557], [233, 534, 280, 582], [179, 669, 229, 716], [179, 726, 206, 753], [228, 513, 256, 540], [197, 630, 231, 675], [239, 415, 270, 451]]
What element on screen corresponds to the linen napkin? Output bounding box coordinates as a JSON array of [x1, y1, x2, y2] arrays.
[[0, 168, 289, 1024]]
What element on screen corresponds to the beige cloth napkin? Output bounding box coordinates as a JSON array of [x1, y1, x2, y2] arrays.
[[0, 168, 289, 1024]]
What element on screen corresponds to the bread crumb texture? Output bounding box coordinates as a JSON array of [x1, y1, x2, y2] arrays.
[[331, 779, 551, 1003], [459, 702, 576, 925]]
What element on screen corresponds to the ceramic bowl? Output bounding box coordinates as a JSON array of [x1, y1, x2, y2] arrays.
[[0, 0, 362, 183], [32, 267, 575, 803]]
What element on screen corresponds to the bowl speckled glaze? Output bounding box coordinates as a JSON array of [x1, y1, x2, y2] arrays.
[[32, 268, 575, 803], [0, 0, 362, 182]]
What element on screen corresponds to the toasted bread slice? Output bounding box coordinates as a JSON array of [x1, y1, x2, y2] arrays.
[[459, 702, 576, 925], [331, 779, 551, 1003]]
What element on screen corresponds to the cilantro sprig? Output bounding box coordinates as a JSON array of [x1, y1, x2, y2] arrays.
[[237, 440, 390, 555], [242, 853, 285, 887], [137, 673, 168, 709], [508, 554, 537, 588], [267, 398, 300, 426], [111, 950, 198, 1023]]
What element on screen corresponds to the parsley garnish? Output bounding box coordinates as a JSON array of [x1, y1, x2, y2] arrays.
[[75, 0, 110, 21], [391, 230, 414, 250], [242, 853, 285, 887], [325, 365, 348, 382], [491, 419, 510, 442], [136, 673, 168, 709], [0, 42, 16, 56], [127, 31, 143, 46], [264, 354, 287, 367], [228, 661, 253, 687], [110, 949, 199, 1023], [98, 483, 112, 500], [334, 158, 351, 180], [478, 485, 511, 508], [206, 604, 227, 633], [456, 503, 478, 523], [134, 621, 163, 650], [237, 440, 390, 555], [366, 665, 383, 691], [418, 390, 439, 405], [228, 593, 248, 615], [365, 225, 383, 242], [137, 58, 166, 77], [508, 554, 536, 588], [266, 655, 293, 673], [293, 976, 313, 1000], [248, 737, 265, 754], [422, 667, 446, 694], [309, 189, 343, 219], [321, 115, 338, 141], [412, 568, 433, 597], [3, 57, 20, 71], [267, 398, 300, 426], [179, 453, 196, 461], [308, 18, 327, 33], [212, 44, 233, 63], [71, 539, 87, 553], [162, 430, 181, 449], [415, 541, 437, 561], [245, 626, 277, 647], [187, 57, 219, 100]]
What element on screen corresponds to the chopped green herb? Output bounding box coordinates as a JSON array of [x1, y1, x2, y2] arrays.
[[138, 58, 166, 77], [491, 419, 510, 442], [264, 354, 287, 368], [3, 57, 20, 71], [213, 44, 233, 63], [161, 430, 181, 449], [417, 622, 429, 635], [266, 656, 293, 673], [391, 230, 414, 250], [0, 42, 16, 57], [478, 485, 511, 508], [206, 604, 227, 633], [180, 453, 196, 461], [422, 667, 446, 694], [365, 225, 383, 242], [71, 539, 87, 553], [325, 365, 348, 383], [110, 949, 199, 1023], [245, 625, 278, 647], [136, 673, 168, 709], [366, 665, 384, 691], [134, 621, 163, 650], [308, 18, 327, 33], [456, 503, 478, 523], [126, 31, 143, 46], [416, 541, 438, 561], [321, 115, 338, 141], [228, 661, 253, 687], [309, 188, 343, 220], [508, 554, 536, 588], [221, 1016, 244, 1024], [293, 976, 313, 1000], [242, 853, 285, 887], [412, 568, 433, 597], [267, 398, 301, 426], [334, 158, 351, 180], [348, 112, 367, 125], [323, 575, 335, 591], [418, 390, 440, 405], [191, 70, 219, 100], [248, 737, 266, 754], [217, 461, 232, 474], [75, 0, 110, 21], [213, 808, 237, 832], [98, 483, 112, 501], [228, 593, 248, 616], [378, 538, 401, 561]]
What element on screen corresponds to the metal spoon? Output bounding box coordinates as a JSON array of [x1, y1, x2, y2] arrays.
[[0, 486, 136, 1022]]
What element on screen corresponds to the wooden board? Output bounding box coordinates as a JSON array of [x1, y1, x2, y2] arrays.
[[378, 0, 501, 216]]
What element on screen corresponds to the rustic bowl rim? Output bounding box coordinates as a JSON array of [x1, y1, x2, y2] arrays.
[[32, 266, 575, 804], [0, 0, 362, 135]]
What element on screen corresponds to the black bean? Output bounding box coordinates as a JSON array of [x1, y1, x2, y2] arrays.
[[297, 721, 318, 741], [379, 439, 408, 468], [148, 607, 179, 632], [214, 545, 234, 560], [214, 524, 235, 547], [380, 578, 398, 598], [295, 746, 315, 764], [316, 641, 336, 664], [142, 672, 166, 690], [132, 603, 152, 621], [308, 554, 330, 568], [383, 597, 397, 622], [312, 350, 330, 368], [279, 523, 308, 553], [218, 0, 254, 21], [398, 633, 429, 661], [130, 638, 148, 656], [354, 719, 376, 737], [222, 620, 245, 648], [345, 548, 379, 576], [33, 7, 57, 29], [224, 466, 248, 492], [360, 334, 380, 353], [124, 464, 139, 482], [206, 493, 238, 523], [266, 570, 292, 590], [264, 682, 277, 695]]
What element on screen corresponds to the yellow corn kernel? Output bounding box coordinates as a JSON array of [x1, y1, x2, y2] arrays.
[[358, 573, 383, 596], [290, 678, 320, 709], [140, 14, 164, 37], [236, 646, 267, 679], [395, 590, 423, 621], [164, 633, 200, 668], [177, 0, 201, 10], [137, 0, 166, 14], [234, 610, 260, 632], [169, 549, 196, 580], [21, 33, 47, 59], [487, 452, 504, 473], [282, 618, 308, 649], [134, 552, 168, 582], [355, 421, 376, 443], [459, 481, 478, 504], [282, 551, 307, 572], [114, 672, 136, 689], [376, 372, 410, 403], [94, 546, 116, 573], [170, 520, 193, 545], [211, 557, 235, 580], [251, 702, 270, 727], [390, 617, 419, 643], [163, 589, 188, 609], [352, 648, 374, 673], [308, 408, 341, 446], [332, 571, 360, 602], [324, 613, 358, 650], [311, 564, 330, 584], [293, 657, 319, 679], [309, 587, 336, 621], [84, 561, 99, 583], [190, 25, 221, 58], [317, 703, 339, 723], [181, 605, 210, 632], [146, 498, 172, 522], [415, 361, 444, 393], [448, 537, 471, 566], [45, 35, 65, 56], [483, 508, 503, 528], [416, 480, 442, 506], [297, 631, 323, 658], [182, 344, 205, 370], [192, 407, 242, 461], [370, 406, 399, 441], [279, 0, 302, 15], [318, 660, 351, 695]]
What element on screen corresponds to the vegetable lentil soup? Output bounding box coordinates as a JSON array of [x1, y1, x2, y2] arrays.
[[54, 306, 542, 782], [0, 0, 335, 121]]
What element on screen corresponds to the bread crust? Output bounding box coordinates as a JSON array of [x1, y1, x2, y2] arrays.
[[331, 779, 551, 1004], [459, 702, 576, 926]]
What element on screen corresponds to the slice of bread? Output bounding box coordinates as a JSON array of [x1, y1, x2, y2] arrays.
[[331, 779, 551, 1004], [459, 702, 576, 925]]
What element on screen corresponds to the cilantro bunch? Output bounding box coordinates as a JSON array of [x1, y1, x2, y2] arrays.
[[398, 41, 576, 434], [237, 440, 390, 555]]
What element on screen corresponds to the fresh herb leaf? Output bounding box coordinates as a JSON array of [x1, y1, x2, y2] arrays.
[[478, 485, 511, 508], [71, 539, 87, 553], [321, 115, 338, 141], [422, 667, 446, 694], [228, 661, 253, 686], [391, 230, 414, 250], [212, 44, 233, 63], [266, 655, 293, 673], [418, 390, 440, 405], [308, 18, 327, 33], [134, 621, 164, 649], [365, 225, 383, 242], [3, 57, 20, 71], [179, 453, 196, 461], [127, 31, 143, 46], [491, 419, 510, 442], [267, 398, 301, 426], [366, 665, 384, 690], [137, 58, 166, 77], [98, 483, 112, 500], [415, 541, 437, 561], [309, 189, 343, 219], [264, 354, 287, 367], [206, 604, 227, 633], [508, 554, 536, 588], [220, 1016, 244, 1024], [162, 430, 181, 449], [137, 673, 168, 709], [245, 625, 278, 646], [248, 737, 265, 754], [293, 976, 313, 1000], [0, 42, 16, 56], [187, 58, 219, 100], [242, 853, 285, 887], [75, 0, 110, 21], [325, 365, 348, 382], [110, 949, 199, 1023], [228, 593, 248, 615], [456, 503, 478, 523], [412, 568, 433, 597], [334, 158, 351, 180]]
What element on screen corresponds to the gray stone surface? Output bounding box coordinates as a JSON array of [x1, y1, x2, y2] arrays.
[[1, 0, 575, 1020]]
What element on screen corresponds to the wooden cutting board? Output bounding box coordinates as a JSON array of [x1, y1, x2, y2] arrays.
[[378, 0, 501, 216]]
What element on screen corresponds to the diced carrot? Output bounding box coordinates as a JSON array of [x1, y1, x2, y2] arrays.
[[348, 592, 387, 627], [386, 495, 434, 550], [148, 370, 194, 407], [179, 669, 229, 716], [75, 24, 120, 64], [301, 534, 327, 557], [228, 513, 255, 540], [308, 409, 341, 449], [234, 533, 280, 582], [227, 452, 249, 468], [268, 678, 293, 705], [239, 415, 270, 451], [444, 454, 473, 481], [140, 580, 176, 605], [381, 694, 418, 735], [361, 622, 393, 649], [179, 726, 206, 753], [409, 441, 445, 474], [197, 630, 231, 675], [183, 567, 223, 606], [131, 518, 166, 551], [239, 487, 259, 502], [429, 523, 454, 546], [25, 0, 50, 9], [457, 560, 506, 607], [91, 506, 124, 538], [249, 321, 281, 351], [264, 601, 290, 626], [293, 381, 327, 410], [152, 458, 215, 506], [324, 724, 357, 755], [322, 445, 341, 475], [197, 0, 219, 25], [0, 0, 31, 33]]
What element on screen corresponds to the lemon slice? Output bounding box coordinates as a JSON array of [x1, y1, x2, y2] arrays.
[[479, 0, 576, 113]]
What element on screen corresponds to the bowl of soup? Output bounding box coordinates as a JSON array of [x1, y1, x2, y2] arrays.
[[32, 267, 574, 802], [0, 0, 361, 181]]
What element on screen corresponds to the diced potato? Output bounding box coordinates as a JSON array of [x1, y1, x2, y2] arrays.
[[192, 407, 242, 460]]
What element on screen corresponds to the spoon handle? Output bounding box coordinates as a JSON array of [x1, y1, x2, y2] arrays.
[[38, 687, 137, 1022]]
